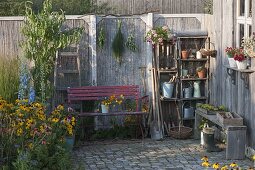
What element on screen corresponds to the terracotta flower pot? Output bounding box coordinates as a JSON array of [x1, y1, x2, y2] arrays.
[[197, 70, 206, 78], [181, 50, 189, 59]]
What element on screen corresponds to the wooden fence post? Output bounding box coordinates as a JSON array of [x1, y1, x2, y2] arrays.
[[90, 15, 97, 86], [146, 13, 153, 96]]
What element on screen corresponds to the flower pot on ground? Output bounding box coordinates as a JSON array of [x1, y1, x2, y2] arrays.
[[65, 135, 75, 150], [181, 50, 189, 59], [196, 66, 206, 78]]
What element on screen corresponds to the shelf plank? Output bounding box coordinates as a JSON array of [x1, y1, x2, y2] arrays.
[[160, 96, 179, 101], [59, 52, 79, 56], [158, 69, 178, 73], [180, 97, 207, 101], [183, 117, 195, 120], [224, 65, 255, 73], [180, 58, 209, 61], [58, 70, 79, 74], [181, 78, 208, 81]]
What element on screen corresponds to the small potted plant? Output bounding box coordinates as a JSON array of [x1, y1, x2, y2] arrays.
[[234, 48, 247, 69], [225, 47, 237, 67], [196, 66, 206, 78]]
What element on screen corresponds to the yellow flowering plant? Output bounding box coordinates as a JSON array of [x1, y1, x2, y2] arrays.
[[0, 97, 77, 168], [101, 94, 124, 106], [201, 156, 255, 170]]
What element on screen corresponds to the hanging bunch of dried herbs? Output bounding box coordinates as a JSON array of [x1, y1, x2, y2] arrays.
[[98, 27, 105, 50], [126, 33, 138, 52], [112, 20, 124, 64]]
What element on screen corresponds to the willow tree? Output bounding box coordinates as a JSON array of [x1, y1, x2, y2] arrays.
[[21, 0, 83, 103]]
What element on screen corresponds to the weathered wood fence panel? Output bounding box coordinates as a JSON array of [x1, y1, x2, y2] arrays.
[[207, 0, 255, 148], [0, 19, 24, 58], [96, 17, 147, 90], [95, 0, 205, 14]]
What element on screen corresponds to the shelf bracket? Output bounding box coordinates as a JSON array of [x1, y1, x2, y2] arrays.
[[226, 68, 236, 85], [240, 72, 250, 89]]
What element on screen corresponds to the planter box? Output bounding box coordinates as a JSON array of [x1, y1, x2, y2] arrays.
[[216, 112, 243, 127], [196, 107, 217, 115]]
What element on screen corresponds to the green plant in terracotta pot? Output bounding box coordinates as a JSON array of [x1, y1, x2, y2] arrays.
[[196, 66, 206, 78]]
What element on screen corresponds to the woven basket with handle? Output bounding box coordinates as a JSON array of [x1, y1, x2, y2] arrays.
[[169, 126, 192, 139], [200, 42, 217, 57]]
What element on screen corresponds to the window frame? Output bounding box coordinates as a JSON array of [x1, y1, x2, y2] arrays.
[[236, 0, 252, 47]]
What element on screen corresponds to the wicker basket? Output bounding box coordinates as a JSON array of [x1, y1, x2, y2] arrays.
[[200, 49, 217, 57], [168, 126, 192, 139], [200, 42, 217, 57]]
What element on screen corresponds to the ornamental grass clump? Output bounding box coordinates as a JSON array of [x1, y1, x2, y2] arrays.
[[0, 97, 76, 169]]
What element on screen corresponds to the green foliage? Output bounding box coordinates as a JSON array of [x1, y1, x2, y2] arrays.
[[0, 0, 112, 16], [197, 103, 227, 111], [0, 57, 19, 103], [125, 34, 138, 52], [21, 0, 83, 103], [98, 27, 106, 50], [204, 0, 213, 14], [196, 66, 206, 72], [112, 20, 124, 64]]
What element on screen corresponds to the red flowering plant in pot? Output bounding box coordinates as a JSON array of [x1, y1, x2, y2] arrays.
[[233, 48, 247, 69], [225, 47, 238, 67]]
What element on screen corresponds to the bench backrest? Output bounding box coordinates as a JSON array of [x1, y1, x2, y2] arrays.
[[67, 85, 140, 103]]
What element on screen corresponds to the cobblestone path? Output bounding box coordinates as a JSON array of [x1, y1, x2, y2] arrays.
[[71, 138, 252, 170]]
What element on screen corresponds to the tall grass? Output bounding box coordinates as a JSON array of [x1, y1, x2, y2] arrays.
[[0, 57, 19, 102]]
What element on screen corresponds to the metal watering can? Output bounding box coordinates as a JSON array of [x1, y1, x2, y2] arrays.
[[182, 102, 194, 119], [193, 81, 201, 98]]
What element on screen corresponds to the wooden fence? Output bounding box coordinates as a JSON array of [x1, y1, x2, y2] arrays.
[[1, 7, 255, 149], [95, 0, 205, 14]]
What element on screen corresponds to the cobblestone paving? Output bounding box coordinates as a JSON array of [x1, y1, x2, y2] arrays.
[[71, 138, 252, 170]]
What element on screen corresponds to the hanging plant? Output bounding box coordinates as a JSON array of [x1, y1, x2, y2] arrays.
[[98, 27, 105, 50], [112, 20, 124, 64], [126, 33, 138, 52]]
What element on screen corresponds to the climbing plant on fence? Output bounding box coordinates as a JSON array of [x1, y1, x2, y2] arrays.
[[21, 0, 83, 103]]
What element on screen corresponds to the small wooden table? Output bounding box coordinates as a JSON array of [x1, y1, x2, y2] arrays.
[[194, 109, 247, 160]]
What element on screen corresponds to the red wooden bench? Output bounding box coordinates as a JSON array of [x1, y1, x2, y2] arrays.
[[67, 85, 149, 138]]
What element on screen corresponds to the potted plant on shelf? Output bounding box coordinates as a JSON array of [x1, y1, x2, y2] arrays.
[[234, 48, 247, 69], [145, 25, 175, 46], [242, 32, 255, 58], [196, 66, 206, 78], [225, 47, 237, 68]]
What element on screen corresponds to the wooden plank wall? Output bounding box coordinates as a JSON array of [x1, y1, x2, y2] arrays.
[[95, 0, 205, 14], [96, 17, 147, 90], [250, 0, 255, 148], [208, 0, 255, 148], [0, 20, 24, 59]]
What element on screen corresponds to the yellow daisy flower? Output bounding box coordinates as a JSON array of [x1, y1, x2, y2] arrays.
[[212, 162, 220, 169], [229, 162, 237, 168], [202, 161, 210, 167], [201, 156, 208, 162], [221, 165, 228, 170]]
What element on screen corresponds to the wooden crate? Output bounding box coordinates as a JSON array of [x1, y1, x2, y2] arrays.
[[196, 107, 217, 115], [216, 112, 243, 126]]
